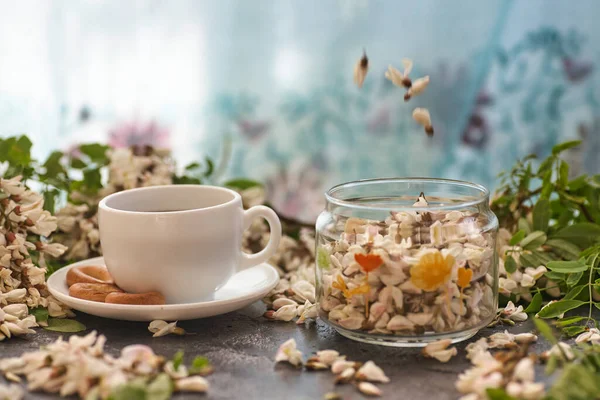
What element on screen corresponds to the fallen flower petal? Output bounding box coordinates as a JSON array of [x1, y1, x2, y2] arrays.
[[423, 339, 457, 363], [358, 381, 382, 397], [356, 361, 390, 383], [275, 338, 303, 367], [174, 376, 209, 392], [353, 51, 369, 88]]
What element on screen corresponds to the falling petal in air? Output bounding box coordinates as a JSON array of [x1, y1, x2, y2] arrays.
[[353, 50, 369, 88], [412, 108, 434, 137]]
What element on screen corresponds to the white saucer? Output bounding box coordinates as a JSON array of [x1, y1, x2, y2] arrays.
[[47, 257, 279, 322]]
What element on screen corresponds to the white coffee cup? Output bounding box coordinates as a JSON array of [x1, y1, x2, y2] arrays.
[[98, 185, 281, 304]]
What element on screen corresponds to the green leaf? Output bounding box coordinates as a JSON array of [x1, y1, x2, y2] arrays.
[[223, 178, 262, 190], [595, 302, 600, 311], [43, 318, 86, 333], [108, 384, 146, 400], [562, 325, 587, 337], [566, 271, 584, 287], [83, 168, 102, 191], [172, 175, 202, 185], [559, 190, 587, 205], [554, 316, 587, 327], [43, 188, 61, 214], [504, 255, 517, 274], [189, 356, 212, 375], [554, 223, 600, 249], [534, 318, 558, 344], [568, 174, 588, 191], [537, 300, 585, 319], [147, 373, 173, 400], [538, 156, 555, 176], [518, 218, 531, 234], [524, 291, 542, 313], [558, 160, 569, 188], [509, 230, 526, 246], [563, 285, 586, 300], [79, 143, 110, 165], [532, 199, 550, 232], [43, 151, 66, 178], [520, 231, 547, 250], [486, 388, 517, 400], [520, 252, 541, 268], [545, 353, 558, 375], [184, 162, 201, 171], [546, 260, 588, 273], [29, 307, 49, 323], [317, 247, 330, 270], [204, 157, 214, 177], [0, 136, 32, 167], [546, 239, 581, 260], [172, 350, 184, 371], [552, 140, 581, 155], [70, 157, 87, 169], [545, 270, 567, 281], [533, 250, 555, 264]]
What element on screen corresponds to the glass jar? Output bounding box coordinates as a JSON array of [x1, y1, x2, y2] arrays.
[[315, 178, 498, 347]]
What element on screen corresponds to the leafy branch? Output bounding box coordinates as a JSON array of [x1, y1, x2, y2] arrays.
[[493, 140, 600, 336]]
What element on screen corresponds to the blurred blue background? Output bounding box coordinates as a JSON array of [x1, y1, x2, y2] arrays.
[[0, 0, 598, 221]]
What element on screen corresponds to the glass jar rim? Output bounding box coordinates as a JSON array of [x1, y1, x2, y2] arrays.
[[325, 177, 490, 212]]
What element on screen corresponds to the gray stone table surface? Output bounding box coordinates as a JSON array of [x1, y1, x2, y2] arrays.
[[0, 302, 555, 400]]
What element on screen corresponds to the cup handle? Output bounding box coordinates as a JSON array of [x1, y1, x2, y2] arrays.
[[239, 205, 282, 270]]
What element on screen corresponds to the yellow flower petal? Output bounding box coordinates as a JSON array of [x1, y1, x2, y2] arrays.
[[410, 250, 454, 292]]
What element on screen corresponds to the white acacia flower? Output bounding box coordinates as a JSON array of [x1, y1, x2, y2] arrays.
[[56, 216, 77, 233], [148, 320, 186, 337], [272, 298, 297, 310], [28, 211, 58, 237], [356, 360, 390, 383], [358, 381, 382, 397], [240, 186, 266, 209], [524, 266, 547, 280], [465, 338, 489, 360], [422, 339, 457, 363], [65, 239, 90, 261], [575, 328, 600, 344], [165, 360, 189, 379], [499, 277, 518, 294], [275, 338, 303, 367], [488, 331, 515, 348], [353, 52, 369, 88], [87, 229, 100, 245], [296, 300, 318, 324], [315, 350, 341, 366], [385, 59, 413, 87], [291, 280, 315, 303], [412, 108, 434, 136], [273, 304, 297, 322], [2, 304, 28, 319], [25, 266, 46, 286], [0, 176, 26, 196], [39, 242, 68, 258], [175, 376, 209, 392], [520, 273, 536, 288], [407, 76, 430, 98], [502, 301, 528, 322], [513, 357, 535, 382], [0, 382, 24, 399], [514, 332, 538, 344], [331, 359, 355, 374], [0, 289, 26, 305], [545, 342, 574, 361]]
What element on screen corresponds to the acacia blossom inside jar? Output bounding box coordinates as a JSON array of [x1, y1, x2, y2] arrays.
[[315, 178, 499, 346]]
